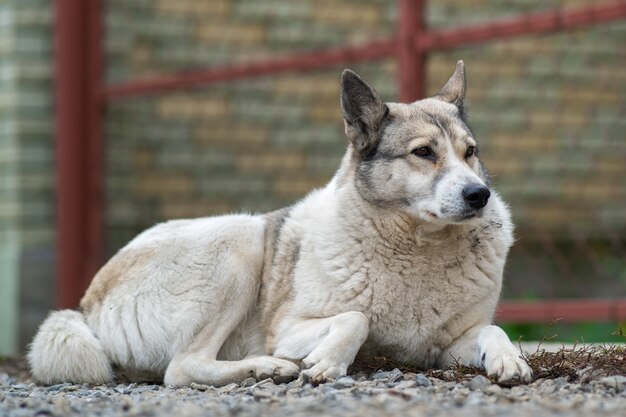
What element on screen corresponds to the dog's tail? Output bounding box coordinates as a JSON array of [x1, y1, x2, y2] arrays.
[[28, 310, 114, 385]]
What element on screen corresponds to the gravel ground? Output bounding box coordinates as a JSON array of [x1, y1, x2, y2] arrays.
[[2, 357, 626, 417]]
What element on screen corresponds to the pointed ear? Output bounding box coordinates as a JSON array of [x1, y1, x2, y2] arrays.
[[435, 60, 466, 108], [340, 69, 388, 155]]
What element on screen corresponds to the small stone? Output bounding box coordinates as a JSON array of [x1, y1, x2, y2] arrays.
[[568, 383, 582, 391], [388, 368, 403, 383], [189, 382, 211, 391], [433, 378, 447, 386], [484, 384, 502, 395], [394, 380, 417, 389], [286, 377, 304, 389], [321, 391, 337, 402], [252, 388, 275, 401], [576, 366, 595, 383], [354, 371, 368, 381], [134, 385, 160, 393], [600, 375, 626, 391], [415, 373, 432, 387], [319, 386, 337, 394], [466, 391, 485, 406], [538, 379, 557, 394], [370, 371, 389, 380], [113, 386, 128, 394], [468, 375, 491, 391], [218, 383, 238, 394], [28, 392, 47, 400], [442, 370, 456, 380], [253, 378, 274, 387], [530, 377, 546, 387], [332, 376, 355, 389], [46, 383, 71, 392], [569, 394, 586, 407], [554, 377, 569, 388], [453, 393, 468, 405], [241, 377, 256, 388]]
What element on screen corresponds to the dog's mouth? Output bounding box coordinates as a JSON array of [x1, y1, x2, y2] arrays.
[[427, 209, 482, 223], [423, 208, 483, 224], [454, 209, 482, 222]]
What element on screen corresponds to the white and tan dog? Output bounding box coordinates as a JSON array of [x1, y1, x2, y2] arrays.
[[29, 61, 532, 386]]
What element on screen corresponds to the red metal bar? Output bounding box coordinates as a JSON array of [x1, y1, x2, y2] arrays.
[[55, 0, 87, 308], [398, 0, 425, 102], [55, 0, 103, 308], [102, 40, 397, 98], [496, 299, 626, 323], [416, 1, 626, 50], [101, 1, 625, 100]]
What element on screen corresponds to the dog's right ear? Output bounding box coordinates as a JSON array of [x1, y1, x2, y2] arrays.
[[434, 60, 467, 118], [340, 70, 388, 155]]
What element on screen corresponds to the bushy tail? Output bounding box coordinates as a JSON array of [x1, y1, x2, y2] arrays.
[[28, 310, 113, 385]]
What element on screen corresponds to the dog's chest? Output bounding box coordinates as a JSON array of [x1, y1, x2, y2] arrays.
[[340, 228, 504, 365]]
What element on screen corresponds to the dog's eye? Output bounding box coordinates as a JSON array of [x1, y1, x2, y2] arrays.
[[465, 146, 476, 158], [412, 146, 435, 160]]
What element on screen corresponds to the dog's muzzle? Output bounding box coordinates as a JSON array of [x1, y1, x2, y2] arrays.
[[462, 184, 491, 209]]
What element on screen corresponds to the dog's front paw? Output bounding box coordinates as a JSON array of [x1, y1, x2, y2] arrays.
[[481, 346, 532, 382], [301, 356, 347, 383], [253, 357, 300, 383]]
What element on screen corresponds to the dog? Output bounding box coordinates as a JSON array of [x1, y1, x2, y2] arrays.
[[29, 61, 532, 386]]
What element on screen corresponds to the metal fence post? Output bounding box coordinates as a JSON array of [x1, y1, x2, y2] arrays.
[[54, 0, 103, 308], [398, 0, 425, 102]]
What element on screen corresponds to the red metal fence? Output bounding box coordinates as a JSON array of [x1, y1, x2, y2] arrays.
[[54, 0, 626, 322]]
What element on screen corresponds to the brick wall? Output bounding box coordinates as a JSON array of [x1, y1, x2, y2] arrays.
[[104, 0, 398, 249], [0, 0, 54, 354], [105, 62, 398, 249]]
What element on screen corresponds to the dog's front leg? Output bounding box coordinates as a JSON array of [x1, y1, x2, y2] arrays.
[[272, 311, 369, 383], [438, 325, 533, 382]]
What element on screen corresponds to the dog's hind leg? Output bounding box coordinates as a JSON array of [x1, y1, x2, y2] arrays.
[[164, 292, 300, 386], [272, 312, 369, 383], [164, 306, 300, 387], [161, 260, 301, 387]]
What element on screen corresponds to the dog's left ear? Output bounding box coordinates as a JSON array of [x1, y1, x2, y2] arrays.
[[340, 69, 388, 155], [435, 60, 466, 110]]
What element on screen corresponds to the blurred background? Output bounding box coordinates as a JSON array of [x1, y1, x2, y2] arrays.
[[0, 0, 625, 355]]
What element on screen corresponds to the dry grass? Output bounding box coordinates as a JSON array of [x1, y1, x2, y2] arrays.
[[525, 343, 625, 382], [350, 330, 625, 386]]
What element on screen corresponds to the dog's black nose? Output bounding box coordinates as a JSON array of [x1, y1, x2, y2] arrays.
[[462, 184, 491, 209]]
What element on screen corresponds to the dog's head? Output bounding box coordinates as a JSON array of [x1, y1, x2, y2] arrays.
[[340, 61, 491, 225]]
